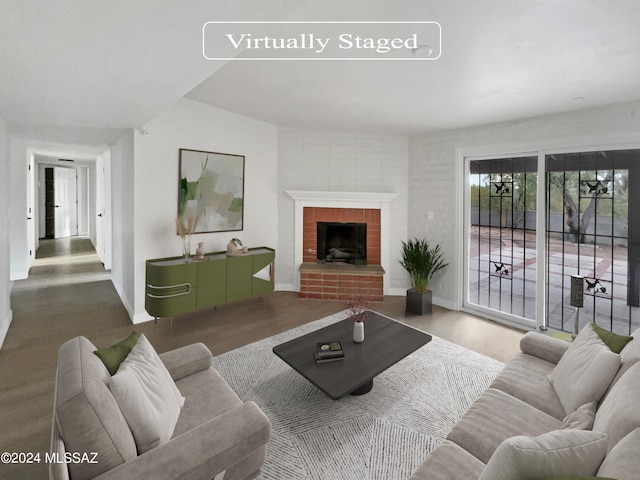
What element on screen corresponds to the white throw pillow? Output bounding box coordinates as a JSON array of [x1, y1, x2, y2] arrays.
[[109, 334, 185, 454], [478, 430, 608, 480], [549, 324, 620, 415]]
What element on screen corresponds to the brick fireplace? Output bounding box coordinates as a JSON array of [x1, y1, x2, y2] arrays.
[[286, 190, 398, 302], [303, 207, 381, 264], [300, 207, 384, 301]]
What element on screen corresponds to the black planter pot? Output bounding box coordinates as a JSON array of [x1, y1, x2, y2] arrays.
[[406, 289, 432, 315]]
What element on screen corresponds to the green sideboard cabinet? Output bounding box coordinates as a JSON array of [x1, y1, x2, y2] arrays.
[[145, 247, 275, 318]]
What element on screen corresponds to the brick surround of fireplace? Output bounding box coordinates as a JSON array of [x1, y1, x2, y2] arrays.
[[299, 207, 384, 301]]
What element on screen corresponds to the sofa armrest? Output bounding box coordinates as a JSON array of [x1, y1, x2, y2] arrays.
[[520, 332, 570, 365], [94, 401, 271, 480], [160, 343, 213, 381]]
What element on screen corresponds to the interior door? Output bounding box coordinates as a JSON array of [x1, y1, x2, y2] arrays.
[[54, 167, 78, 238]]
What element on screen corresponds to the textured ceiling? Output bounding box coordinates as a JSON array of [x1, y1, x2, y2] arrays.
[[2, 0, 640, 137]]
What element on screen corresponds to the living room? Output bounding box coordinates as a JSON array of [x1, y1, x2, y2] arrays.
[[1, 1, 640, 480]]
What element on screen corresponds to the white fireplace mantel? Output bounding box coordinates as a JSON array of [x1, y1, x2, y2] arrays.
[[286, 190, 399, 204], [286, 190, 399, 294]]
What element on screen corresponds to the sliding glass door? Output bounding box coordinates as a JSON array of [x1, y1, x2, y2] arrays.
[[466, 156, 538, 327], [546, 150, 639, 335], [465, 148, 640, 334]]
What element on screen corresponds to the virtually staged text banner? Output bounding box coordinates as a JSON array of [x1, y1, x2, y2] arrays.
[[202, 22, 441, 60]]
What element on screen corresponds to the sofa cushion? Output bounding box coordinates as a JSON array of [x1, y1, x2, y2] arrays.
[[478, 430, 608, 480], [593, 361, 640, 452], [561, 402, 596, 430], [409, 440, 485, 480], [596, 428, 640, 479], [172, 366, 243, 438], [490, 351, 566, 420], [94, 331, 140, 375], [55, 336, 137, 480], [109, 334, 185, 454], [446, 388, 561, 464], [549, 324, 620, 415], [602, 328, 640, 399]]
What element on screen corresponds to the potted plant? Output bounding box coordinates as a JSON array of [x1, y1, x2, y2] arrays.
[[399, 238, 449, 315]]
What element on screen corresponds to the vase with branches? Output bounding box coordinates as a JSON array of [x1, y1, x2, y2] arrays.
[[176, 210, 201, 262], [341, 286, 372, 342]]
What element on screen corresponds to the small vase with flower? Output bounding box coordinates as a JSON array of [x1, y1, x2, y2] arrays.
[[342, 287, 372, 343]]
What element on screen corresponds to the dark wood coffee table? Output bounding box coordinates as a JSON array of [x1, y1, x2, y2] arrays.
[[272, 312, 432, 399]]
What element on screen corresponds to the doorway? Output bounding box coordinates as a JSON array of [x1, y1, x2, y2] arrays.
[[44, 166, 79, 239]]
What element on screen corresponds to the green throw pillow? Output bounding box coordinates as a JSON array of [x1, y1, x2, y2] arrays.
[[591, 322, 633, 354], [94, 332, 140, 375]]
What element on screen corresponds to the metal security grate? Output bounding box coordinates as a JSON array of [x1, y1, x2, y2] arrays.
[[546, 150, 640, 335], [468, 157, 537, 321]]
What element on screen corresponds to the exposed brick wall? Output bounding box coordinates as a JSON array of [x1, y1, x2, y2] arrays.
[[299, 272, 384, 302], [303, 207, 381, 264]]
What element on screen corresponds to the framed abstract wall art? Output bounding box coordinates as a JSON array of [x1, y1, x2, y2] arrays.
[[178, 148, 245, 233]]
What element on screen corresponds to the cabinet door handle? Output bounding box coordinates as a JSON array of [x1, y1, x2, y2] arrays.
[[146, 283, 192, 298]]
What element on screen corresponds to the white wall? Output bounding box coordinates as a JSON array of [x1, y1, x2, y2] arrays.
[[131, 98, 278, 323], [94, 148, 112, 269], [277, 128, 409, 294], [77, 165, 89, 236], [110, 131, 135, 317], [9, 138, 30, 279], [0, 115, 12, 347], [409, 101, 640, 310]]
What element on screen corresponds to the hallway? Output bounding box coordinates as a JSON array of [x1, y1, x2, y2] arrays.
[[12, 237, 111, 290], [1, 237, 129, 480]]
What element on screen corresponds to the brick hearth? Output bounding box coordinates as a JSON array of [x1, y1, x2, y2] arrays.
[[299, 207, 383, 301]]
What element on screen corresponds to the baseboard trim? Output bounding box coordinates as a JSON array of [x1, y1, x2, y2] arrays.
[[132, 311, 154, 325], [0, 308, 14, 349], [433, 296, 457, 311], [9, 269, 28, 281], [110, 278, 135, 322]]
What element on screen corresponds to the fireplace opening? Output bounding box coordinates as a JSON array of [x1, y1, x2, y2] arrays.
[[317, 222, 367, 265]]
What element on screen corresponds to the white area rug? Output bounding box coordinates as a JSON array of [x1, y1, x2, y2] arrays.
[[212, 311, 504, 480]]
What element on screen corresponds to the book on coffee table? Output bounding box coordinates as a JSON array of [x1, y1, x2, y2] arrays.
[[315, 341, 344, 363], [314, 353, 344, 363]]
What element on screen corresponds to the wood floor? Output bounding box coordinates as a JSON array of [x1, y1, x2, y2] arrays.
[[0, 237, 525, 480]]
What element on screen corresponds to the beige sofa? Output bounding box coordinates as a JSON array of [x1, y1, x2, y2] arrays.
[[410, 329, 640, 480], [50, 336, 271, 480]]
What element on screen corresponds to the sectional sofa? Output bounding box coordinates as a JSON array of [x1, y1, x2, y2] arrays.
[[410, 324, 640, 479]]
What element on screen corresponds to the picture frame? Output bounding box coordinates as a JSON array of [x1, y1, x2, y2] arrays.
[[178, 148, 245, 233]]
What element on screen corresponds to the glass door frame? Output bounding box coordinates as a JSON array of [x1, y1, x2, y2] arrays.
[[457, 138, 640, 332], [461, 150, 542, 330]]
